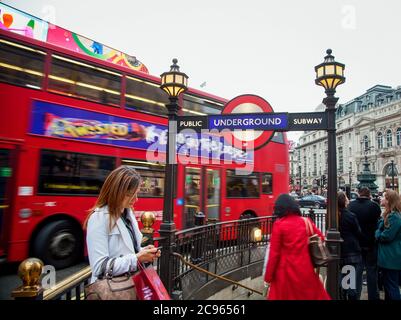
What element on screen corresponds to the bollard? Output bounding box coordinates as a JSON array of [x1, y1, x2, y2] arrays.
[[11, 258, 44, 300], [194, 211, 205, 226], [140, 211, 156, 247]]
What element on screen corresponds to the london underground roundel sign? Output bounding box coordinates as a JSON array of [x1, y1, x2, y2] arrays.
[[222, 94, 276, 150]]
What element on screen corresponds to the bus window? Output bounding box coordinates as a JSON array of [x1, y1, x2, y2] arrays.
[[271, 132, 285, 144], [125, 76, 168, 116], [0, 39, 45, 89], [226, 170, 260, 198], [205, 169, 220, 221], [262, 173, 273, 194], [182, 94, 223, 116], [121, 159, 165, 197], [48, 55, 121, 106], [38, 150, 115, 195]]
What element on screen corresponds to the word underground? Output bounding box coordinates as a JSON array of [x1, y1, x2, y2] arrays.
[[211, 117, 282, 127]]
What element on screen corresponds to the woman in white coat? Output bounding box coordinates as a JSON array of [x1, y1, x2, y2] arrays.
[[85, 166, 160, 283]]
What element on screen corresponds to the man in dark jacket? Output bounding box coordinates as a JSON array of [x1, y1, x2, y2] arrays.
[[338, 192, 364, 300], [348, 187, 382, 300]]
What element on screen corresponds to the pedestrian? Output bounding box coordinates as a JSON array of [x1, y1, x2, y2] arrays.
[[348, 187, 382, 300], [376, 189, 401, 300], [85, 165, 160, 284], [264, 194, 330, 300], [338, 192, 364, 300]]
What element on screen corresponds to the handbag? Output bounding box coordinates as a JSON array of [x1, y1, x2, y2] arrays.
[[133, 262, 171, 300], [303, 218, 333, 267], [85, 258, 137, 300]]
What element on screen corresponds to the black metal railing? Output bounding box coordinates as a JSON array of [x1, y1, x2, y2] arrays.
[[169, 216, 273, 300], [12, 212, 326, 300]]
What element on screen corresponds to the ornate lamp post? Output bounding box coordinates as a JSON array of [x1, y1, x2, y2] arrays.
[[159, 59, 188, 294], [315, 49, 345, 299]]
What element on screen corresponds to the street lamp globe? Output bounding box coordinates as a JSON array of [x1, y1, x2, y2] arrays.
[[160, 58, 189, 98], [315, 49, 345, 91]]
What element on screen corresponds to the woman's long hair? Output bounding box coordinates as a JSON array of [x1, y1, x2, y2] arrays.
[[383, 189, 401, 227], [337, 191, 348, 211], [84, 166, 142, 230], [274, 194, 301, 218]]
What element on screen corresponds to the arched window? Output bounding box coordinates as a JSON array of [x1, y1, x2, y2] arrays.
[[377, 132, 383, 149], [386, 130, 393, 148], [397, 128, 401, 146]]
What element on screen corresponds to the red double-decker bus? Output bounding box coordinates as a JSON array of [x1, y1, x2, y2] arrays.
[[0, 4, 288, 268]]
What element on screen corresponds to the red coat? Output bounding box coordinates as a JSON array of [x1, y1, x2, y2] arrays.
[[264, 214, 331, 300]]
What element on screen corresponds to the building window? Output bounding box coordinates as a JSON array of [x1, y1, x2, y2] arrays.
[[387, 130, 393, 148], [338, 147, 343, 173], [377, 132, 383, 149], [397, 128, 401, 146]]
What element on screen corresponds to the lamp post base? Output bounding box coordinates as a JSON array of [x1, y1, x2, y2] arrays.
[[325, 229, 342, 300]]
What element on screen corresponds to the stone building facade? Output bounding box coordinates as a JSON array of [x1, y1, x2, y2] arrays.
[[296, 85, 401, 193]]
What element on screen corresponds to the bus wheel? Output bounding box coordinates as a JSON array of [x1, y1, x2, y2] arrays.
[[240, 211, 256, 220], [32, 220, 83, 269]]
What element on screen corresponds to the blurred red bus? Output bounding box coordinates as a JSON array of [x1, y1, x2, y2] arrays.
[[0, 6, 288, 269]]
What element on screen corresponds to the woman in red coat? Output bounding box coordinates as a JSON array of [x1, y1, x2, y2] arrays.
[[264, 194, 331, 300]]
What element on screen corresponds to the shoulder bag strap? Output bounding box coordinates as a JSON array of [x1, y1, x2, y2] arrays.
[[98, 257, 110, 279], [105, 258, 117, 278]]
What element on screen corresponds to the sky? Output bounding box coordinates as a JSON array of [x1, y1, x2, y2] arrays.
[[3, 0, 401, 142]]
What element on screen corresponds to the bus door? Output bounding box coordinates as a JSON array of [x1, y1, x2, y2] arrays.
[[183, 167, 201, 229], [0, 148, 13, 258], [183, 167, 221, 228], [204, 168, 221, 223]]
